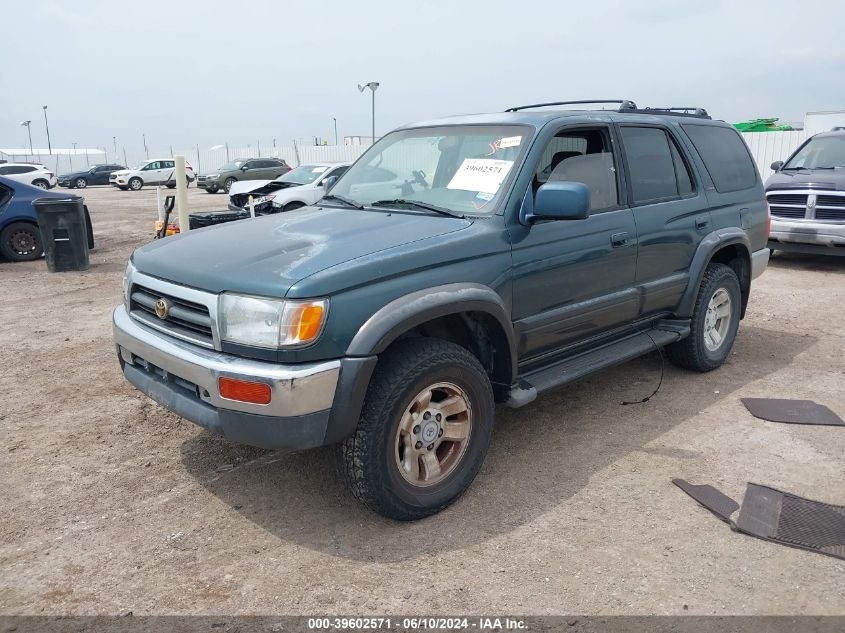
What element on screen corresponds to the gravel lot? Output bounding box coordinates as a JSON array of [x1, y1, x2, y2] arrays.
[[0, 185, 843, 616]]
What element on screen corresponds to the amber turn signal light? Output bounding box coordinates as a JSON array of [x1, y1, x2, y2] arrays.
[[218, 377, 272, 405]]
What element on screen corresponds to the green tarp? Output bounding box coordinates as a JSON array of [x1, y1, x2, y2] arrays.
[[733, 118, 794, 132]]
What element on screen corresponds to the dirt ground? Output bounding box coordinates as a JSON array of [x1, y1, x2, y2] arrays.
[[0, 185, 843, 616]]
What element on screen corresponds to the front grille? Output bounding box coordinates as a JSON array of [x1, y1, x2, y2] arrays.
[[770, 206, 807, 219], [817, 195, 845, 208], [767, 193, 808, 206], [129, 284, 214, 347], [815, 208, 845, 221]]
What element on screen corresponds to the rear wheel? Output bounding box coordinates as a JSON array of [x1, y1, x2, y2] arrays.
[[32, 180, 49, 189], [337, 338, 494, 521], [666, 263, 741, 372], [74, 177, 88, 189], [0, 222, 42, 262], [128, 177, 143, 191]]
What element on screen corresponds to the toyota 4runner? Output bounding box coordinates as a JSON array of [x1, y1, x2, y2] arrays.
[[113, 100, 770, 520]]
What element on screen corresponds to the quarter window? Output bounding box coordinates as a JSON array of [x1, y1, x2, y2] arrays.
[[621, 126, 692, 203], [681, 124, 757, 193]]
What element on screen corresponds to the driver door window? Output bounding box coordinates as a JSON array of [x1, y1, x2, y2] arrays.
[[533, 129, 618, 212]]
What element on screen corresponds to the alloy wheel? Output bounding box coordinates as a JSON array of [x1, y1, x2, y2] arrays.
[[394, 381, 473, 487]]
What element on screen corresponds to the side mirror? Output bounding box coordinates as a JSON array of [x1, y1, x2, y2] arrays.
[[323, 175, 338, 192], [241, 165, 249, 171], [527, 181, 591, 222], [770, 161, 784, 171]]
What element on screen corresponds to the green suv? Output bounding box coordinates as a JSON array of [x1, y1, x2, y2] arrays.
[[114, 100, 770, 520], [197, 158, 291, 193]]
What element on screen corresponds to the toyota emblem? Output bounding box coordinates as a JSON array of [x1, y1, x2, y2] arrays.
[[154, 298, 171, 320]]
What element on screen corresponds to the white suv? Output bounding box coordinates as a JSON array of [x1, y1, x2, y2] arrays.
[[0, 163, 57, 189], [110, 159, 196, 191]]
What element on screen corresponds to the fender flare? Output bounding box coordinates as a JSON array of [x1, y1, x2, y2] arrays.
[[677, 227, 751, 318], [346, 283, 518, 384]]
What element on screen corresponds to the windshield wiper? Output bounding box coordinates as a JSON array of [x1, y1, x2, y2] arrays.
[[370, 199, 464, 218], [320, 194, 363, 209]]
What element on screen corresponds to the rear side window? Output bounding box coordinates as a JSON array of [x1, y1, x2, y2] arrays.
[[620, 127, 679, 203], [682, 124, 757, 193]]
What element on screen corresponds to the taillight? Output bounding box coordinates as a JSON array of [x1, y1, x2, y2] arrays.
[[765, 199, 771, 236]]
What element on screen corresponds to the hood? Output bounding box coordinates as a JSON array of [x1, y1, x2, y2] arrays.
[[131, 206, 471, 296], [59, 171, 90, 179], [112, 169, 131, 176], [766, 167, 845, 191], [228, 179, 274, 197]]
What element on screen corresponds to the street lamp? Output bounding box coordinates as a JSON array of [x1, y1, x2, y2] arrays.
[[20, 121, 33, 155], [333, 117, 338, 145], [357, 82, 379, 145], [142, 133, 149, 159], [42, 106, 52, 155]]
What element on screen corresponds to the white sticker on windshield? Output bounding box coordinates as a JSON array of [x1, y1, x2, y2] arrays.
[[498, 136, 522, 149], [447, 159, 514, 194], [311, 166, 328, 173]]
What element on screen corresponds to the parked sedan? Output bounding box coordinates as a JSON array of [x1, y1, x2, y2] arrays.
[[58, 164, 126, 189], [0, 175, 94, 262], [228, 162, 350, 212], [197, 158, 291, 193], [0, 163, 57, 189]]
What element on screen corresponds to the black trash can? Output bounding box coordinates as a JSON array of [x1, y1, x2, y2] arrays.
[[33, 197, 90, 272]]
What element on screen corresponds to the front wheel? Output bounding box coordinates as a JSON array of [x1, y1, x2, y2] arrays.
[[336, 338, 494, 521], [128, 177, 143, 191], [224, 178, 236, 193], [0, 222, 43, 262], [666, 263, 741, 372], [75, 177, 88, 189], [283, 201, 305, 212]]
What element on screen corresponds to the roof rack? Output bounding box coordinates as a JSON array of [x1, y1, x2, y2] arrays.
[[505, 100, 638, 113], [634, 106, 711, 119]]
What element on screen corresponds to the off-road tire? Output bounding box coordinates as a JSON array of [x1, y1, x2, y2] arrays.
[[128, 177, 143, 191], [0, 222, 42, 262], [336, 338, 494, 521], [666, 263, 741, 372]]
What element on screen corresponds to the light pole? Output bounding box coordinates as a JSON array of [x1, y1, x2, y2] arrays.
[[20, 121, 33, 156], [333, 117, 338, 145], [357, 82, 379, 145], [142, 133, 149, 159], [42, 106, 52, 155], [71, 142, 77, 171]]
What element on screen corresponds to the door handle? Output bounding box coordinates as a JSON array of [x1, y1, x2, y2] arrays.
[[695, 215, 710, 230], [611, 232, 630, 247]]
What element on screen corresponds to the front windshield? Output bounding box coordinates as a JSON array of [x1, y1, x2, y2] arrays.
[[134, 162, 147, 170], [220, 160, 246, 171], [279, 165, 329, 185], [328, 125, 531, 214], [784, 136, 845, 169]]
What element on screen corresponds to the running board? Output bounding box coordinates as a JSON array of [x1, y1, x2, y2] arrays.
[[505, 324, 688, 408]]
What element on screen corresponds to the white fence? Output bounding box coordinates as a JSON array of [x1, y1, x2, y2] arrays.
[[739, 130, 809, 179], [4, 132, 809, 181], [173, 144, 371, 175]]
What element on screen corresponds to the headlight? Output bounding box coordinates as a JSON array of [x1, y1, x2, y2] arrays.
[[122, 261, 135, 308], [219, 294, 328, 348]]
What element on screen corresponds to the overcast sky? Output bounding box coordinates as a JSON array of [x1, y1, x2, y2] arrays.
[[2, 0, 844, 157]]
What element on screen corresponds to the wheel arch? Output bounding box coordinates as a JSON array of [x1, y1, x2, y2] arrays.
[[678, 228, 752, 319], [346, 283, 517, 396]]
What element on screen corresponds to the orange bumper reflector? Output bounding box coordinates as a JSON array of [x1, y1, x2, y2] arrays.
[[218, 377, 272, 405]]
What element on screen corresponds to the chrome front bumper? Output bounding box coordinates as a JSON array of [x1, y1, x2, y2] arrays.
[[770, 218, 845, 247], [113, 305, 340, 418]]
